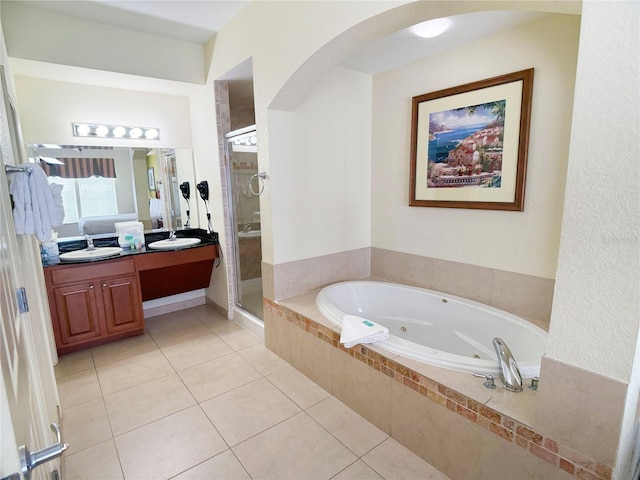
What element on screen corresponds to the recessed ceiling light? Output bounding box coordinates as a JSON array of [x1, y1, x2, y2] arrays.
[[412, 18, 451, 38]]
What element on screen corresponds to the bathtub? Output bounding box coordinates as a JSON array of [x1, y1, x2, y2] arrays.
[[316, 281, 548, 377]]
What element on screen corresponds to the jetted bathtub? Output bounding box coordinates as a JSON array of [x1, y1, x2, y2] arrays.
[[316, 281, 548, 377]]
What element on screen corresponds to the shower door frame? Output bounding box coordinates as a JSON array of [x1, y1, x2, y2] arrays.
[[223, 125, 264, 327]]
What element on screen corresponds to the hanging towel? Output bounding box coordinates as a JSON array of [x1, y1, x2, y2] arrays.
[[9, 169, 33, 234], [340, 315, 389, 348], [49, 182, 65, 228], [9, 164, 62, 242]]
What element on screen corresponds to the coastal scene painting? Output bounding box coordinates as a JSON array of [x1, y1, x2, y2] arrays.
[[426, 100, 505, 189], [410, 68, 533, 211]]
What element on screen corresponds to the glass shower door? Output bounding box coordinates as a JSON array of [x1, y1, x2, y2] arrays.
[[225, 126, 263, 320]]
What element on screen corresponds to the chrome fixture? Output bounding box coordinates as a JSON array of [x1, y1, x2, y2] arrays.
[[473, 373, 496, 389], [492, 337, 523, 392], [83, 235, 96, 251], [528, 377, 539, 391], [18, 423, 69, 480], [72, 122, 160, 140], [168, 231, 176, 240]]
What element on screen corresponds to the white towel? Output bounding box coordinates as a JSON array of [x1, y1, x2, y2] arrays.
[[9, 169, 32, 234], [49, 183, 65, 227], [9, 164, 60, 242], [340, 315, 389, 348]]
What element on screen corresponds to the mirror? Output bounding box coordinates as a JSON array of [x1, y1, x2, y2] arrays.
[[28, 144, 199, 239]]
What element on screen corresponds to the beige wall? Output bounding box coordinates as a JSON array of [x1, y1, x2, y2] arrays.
[[371, 14, 580, 279]]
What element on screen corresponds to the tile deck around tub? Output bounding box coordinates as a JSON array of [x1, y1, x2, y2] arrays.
[[268, 296, 613, 480]]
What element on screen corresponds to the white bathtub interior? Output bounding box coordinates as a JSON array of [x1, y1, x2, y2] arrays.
[[316, 281, 548, 377]]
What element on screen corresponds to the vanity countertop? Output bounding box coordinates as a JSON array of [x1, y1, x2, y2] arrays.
[[42, 228, 218, 267]]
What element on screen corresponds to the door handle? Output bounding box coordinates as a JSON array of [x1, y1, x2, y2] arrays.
[[19, 423, 69, 480]]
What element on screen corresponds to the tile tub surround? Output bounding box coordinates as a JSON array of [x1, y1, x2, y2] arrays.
[[371, 247, 555, 325], [264, 296, 614, 480]]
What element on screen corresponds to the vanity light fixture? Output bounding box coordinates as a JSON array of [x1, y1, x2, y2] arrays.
[[72, 123, 160, 140], [411, 17, 451, 38]]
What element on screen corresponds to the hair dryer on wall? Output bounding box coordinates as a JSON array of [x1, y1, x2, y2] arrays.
[[179, 181, 191, 228], [196, 181, 209, 202]]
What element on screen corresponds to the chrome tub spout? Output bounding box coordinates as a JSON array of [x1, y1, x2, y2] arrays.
[[492, 337, 523, 392]]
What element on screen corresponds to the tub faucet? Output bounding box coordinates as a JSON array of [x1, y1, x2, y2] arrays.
[[492, 337, 523, 392]]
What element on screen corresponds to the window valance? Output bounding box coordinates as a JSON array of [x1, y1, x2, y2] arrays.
[[40, 146, 117, 178]]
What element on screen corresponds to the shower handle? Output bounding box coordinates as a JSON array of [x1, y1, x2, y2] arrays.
[[249, 172, 267, 196]]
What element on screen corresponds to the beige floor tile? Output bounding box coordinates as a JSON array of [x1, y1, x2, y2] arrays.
[[332, 460, 383, 480], [96, 350, 173, 395], [63, 398, 112, 455], [233, 412, 356, 479], [237, 343, 290, 376], [57, 369, 102, 409], [267, 366, 330, 409], [54, 350, 94, 378], [199, 314, 244, 334], [147, 317, 212, 349], [91, 332, 158, 367], [217, 327, 263, 351], [179, 353, 261, 402], [64, 439, 123, 480], [115, 406, 227, 480], [172, 450, 250, 480], [144, 309, 196, 331], [307, 396, 388, 457], [188, 304, 229, 328], [104, 373, 196, 436], [200, 378, 300, 446], [362, 438, 450, 480], [161, 333, 233, 371]]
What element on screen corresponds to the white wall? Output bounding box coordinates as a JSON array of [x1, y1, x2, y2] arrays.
[[546, 0, 639, 383], [2, 2, 204, 84], [268, 67, 372, 264], [14, 76, 192, 148], [371, 14, 580, 279]]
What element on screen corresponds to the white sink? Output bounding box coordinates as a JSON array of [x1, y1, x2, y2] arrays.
[[59, 246, 123, 262], [147, 237, 201, 250], [238, 230, 261, 238]]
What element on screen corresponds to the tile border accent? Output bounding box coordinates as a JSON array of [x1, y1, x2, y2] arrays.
[[265, 298, 613, 480]]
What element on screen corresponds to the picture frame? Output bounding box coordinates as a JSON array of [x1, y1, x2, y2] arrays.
[[148, 167, 156, 191], [409, 68, 533, 211]]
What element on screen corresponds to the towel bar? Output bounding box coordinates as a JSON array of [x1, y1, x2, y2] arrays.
[[5, 164, 32, 174]]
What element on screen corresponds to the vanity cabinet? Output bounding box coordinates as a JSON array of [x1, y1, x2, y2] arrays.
[[44, 257, 144, 354]]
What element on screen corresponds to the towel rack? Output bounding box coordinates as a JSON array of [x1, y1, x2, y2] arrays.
[[5, 164, 32, 175]]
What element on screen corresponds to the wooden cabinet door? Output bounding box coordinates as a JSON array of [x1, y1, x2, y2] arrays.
[[101, 275, 144, 335], [52, 281, 101, 345]]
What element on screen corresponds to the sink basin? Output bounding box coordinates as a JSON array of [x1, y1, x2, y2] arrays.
[[59, 247, 123, 262], [147, 237, 201, 250], [238, 230, 261, 238]]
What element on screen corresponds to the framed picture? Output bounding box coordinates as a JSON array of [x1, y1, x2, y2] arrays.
[[148, 167, 156, 191], [409, 69, 533, 211]]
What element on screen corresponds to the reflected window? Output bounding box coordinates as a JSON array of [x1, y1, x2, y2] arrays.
[[48, 176, 118, 224]]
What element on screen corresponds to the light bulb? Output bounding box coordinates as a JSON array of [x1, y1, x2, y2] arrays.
[[144, 128, 159, 140], [76, 124, 90, 136], [130, 127, 142, 138], [95, 125, 109, 137], [112, 126, 126, 137]]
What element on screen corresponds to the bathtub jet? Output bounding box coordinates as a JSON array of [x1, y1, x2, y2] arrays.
[[316, 281, 547, 377]]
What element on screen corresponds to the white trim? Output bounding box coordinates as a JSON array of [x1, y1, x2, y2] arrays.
[[232, 307, 264, 340], [142, 289, 205, 317]]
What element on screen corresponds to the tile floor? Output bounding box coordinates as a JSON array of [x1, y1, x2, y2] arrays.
[[56, 303, 449, 480]]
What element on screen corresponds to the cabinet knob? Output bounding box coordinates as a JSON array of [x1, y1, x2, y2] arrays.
[[89, 285, 94, 289], [102, 283, 107, 287]]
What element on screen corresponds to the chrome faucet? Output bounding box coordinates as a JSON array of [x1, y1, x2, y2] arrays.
[[84, 235, 96, 251], [492, 337, 523, 392], [168, 231, 176, 240]]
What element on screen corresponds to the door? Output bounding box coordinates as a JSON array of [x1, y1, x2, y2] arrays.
[[0, 66, 62, 479], [51, 282, 101, 346], [224, 126, 264, 320], [102, 275, 143, 334]]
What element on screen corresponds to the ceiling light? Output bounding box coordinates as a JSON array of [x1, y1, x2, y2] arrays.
[[411, 18, 451, 38]]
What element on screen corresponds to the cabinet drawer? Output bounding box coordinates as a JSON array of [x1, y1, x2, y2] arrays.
[[50, 258, 136, 285]]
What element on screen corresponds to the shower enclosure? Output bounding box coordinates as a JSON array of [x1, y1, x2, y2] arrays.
[[225, 126, 263, 321]]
